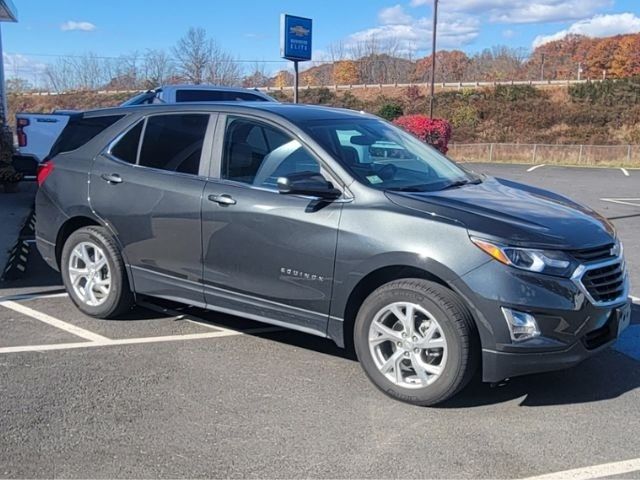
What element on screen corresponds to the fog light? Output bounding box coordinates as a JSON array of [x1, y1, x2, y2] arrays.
[[501, 307, 541, 342]]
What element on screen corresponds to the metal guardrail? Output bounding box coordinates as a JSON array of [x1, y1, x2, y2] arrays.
[[9, 79, 599, 97], [449, 143, 640, 167]]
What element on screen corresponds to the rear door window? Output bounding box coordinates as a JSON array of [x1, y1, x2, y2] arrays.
[[138, 114, 209, 175], [49, 115, 123, 157]]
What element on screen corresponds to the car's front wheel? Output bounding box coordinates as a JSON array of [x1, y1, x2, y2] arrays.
[[61, 226, 134, 318], [354, 279, 478, 406]]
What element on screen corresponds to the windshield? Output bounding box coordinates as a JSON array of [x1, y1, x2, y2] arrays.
[[304, 118, 478, 192]]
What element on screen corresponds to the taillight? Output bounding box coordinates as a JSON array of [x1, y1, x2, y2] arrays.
[[17, 118, 29, 147], [36, 161, 54, 186]]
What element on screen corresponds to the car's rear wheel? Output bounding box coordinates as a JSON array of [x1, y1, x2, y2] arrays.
[[354, 279, 478, 406], [61, 226, 134, 318]]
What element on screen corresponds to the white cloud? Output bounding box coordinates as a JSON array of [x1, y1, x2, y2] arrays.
[[60, 20, 96, 32], [379, 5, 413, 25], [348, 9, 480, 53], [3, 53, 48, 83], [502, 29, 516, 39], [533, 13, 640, 47], [409, 0, 612, 24]]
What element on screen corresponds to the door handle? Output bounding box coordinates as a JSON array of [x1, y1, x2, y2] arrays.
[[208, 194, 236, 206], [101, 173, 123, 184]]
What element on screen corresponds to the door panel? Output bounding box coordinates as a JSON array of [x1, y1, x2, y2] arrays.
[[201, 182, 342, 334], [90, 157, 207, 305], [89, 113, 213, 306]]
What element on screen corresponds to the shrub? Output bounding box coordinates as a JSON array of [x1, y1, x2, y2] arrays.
[[393, 115, 452, 154], [299, 87, 335, 104], [337, 91, 364, 111], [0, 126, 22, 185], [450, 104, 479, 128], [404, 85, 423, 103], [377, 102, 404, 121], [493, 85, 541, 101]]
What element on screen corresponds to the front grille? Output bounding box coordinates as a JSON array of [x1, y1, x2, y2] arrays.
[[580, 262, 626, 303], [570, 243, 615, 263]]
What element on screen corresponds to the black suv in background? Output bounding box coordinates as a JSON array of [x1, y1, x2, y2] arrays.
[[35, 103, 631, 405]]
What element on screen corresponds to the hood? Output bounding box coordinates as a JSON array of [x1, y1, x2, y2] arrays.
[[385, 177, 615, 250]]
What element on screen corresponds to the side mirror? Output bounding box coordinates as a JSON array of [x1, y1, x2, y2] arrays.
[[277, 171, 342, 200]]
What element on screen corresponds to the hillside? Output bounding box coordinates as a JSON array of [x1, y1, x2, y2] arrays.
[[8, 78, 640, 148]]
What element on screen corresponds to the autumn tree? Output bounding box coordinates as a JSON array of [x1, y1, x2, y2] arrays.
[[414, 50, 469, 82], [300, 69, 319, 87], [585, 36, 618, 78], [611, 35, 640, 77], [332, 60, 359, 85], [273, 70, 293, 88]]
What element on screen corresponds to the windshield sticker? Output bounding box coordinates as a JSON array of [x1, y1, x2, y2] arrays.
[[366, 175, 383, 184]]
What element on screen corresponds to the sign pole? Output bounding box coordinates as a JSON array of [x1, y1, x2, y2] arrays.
[[0, 24, 6, 125], [429, 0, 438, 119], [293, 61, 299, 104]]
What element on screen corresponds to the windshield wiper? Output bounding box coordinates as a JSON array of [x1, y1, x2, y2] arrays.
[[386, 185, 430, 192], [440, 178, 482, 190]]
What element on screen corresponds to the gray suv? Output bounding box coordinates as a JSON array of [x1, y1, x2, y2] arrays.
[[36, 103, 631, 406]]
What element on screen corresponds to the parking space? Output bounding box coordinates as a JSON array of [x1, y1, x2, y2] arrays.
[[1, 164, 640, 478]]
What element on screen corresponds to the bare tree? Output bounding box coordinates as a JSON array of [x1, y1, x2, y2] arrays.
[[207, 41, 242, 86], [143, 49, 175, 88], [173, 27, 213, 84], [243, 62, 270, 88]]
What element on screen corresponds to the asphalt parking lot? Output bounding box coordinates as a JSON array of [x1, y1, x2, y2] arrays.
[[1, 163, 639, 479]]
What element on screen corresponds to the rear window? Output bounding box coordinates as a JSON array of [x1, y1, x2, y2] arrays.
[[175, 90, 268, 102], [49, 115, 123, 157]]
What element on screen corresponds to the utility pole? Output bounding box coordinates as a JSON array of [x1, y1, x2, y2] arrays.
[[429, 0, 439, 119], [577, 62, 582, 81], [540, 53, 545, 81]]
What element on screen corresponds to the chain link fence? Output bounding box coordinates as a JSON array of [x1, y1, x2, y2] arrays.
[[448, 143, 640, 168]]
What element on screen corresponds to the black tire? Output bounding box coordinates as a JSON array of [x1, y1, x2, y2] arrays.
[[60, 226, 134, 318], [354, 279, 478, 406]]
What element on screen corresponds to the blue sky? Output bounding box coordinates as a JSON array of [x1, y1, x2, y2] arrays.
[[2, 0, 640, 78]]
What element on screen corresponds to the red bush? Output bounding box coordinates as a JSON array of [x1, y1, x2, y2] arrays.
[[393, 115, 452, 154]]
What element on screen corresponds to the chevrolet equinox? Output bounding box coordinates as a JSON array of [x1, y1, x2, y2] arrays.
[[36, 103, 631, 405]]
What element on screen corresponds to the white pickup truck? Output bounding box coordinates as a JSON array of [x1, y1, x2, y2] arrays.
[[14, 85, 275, 170]]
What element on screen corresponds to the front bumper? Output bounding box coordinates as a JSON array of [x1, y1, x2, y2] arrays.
[[482, 302, 630, 382], [453, 259, 631, 383]]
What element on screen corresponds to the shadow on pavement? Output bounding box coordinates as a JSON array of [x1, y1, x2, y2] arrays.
[[3, 247, 639, 408]]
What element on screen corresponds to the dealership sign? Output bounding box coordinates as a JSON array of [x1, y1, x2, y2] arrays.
[[280, 14, 312, 62]]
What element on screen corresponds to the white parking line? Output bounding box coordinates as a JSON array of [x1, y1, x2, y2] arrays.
[[527, 164, 546, 172], [0, 291, 69, 303], [0, 330, 242, 355], [621, 168, 630, 176], [601, 198, 640, 207], [0, 300, 109, 342], [631, 295, 639, 304], [521, 457, 640, 480], [0, 294, 287, 355]]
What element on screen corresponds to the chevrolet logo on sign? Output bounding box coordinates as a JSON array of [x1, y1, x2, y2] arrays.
[[290, 25, 310, 37]]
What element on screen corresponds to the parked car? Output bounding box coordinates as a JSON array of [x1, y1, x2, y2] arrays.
[[35, 102, 631, 406], [14, 85, 275, 173]]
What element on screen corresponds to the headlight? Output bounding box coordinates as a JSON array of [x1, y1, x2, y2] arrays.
[[471, 237, 575, 277]]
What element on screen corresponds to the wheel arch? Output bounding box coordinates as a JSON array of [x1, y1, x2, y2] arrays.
[[339, 265, 449, 349], [55, 215, 136, 293]]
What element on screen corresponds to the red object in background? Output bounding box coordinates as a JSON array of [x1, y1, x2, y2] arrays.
[[36, 161, 54, 186], [16, 117, 30, 147], [393, 115, 452, 154]]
